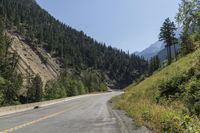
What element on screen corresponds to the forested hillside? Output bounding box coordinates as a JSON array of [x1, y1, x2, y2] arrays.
[[0, 0, 147, 89]]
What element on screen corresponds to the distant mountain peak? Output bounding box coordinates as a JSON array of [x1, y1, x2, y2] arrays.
[[135, 41, 164, 60], [135, 27, 181, 60]]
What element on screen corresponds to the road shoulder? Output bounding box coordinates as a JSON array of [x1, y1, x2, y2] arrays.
[[107, 101, 152, 133]]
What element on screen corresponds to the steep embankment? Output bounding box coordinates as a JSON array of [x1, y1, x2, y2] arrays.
[[112, 49, 200, 132], [8, 32, 61, 86]]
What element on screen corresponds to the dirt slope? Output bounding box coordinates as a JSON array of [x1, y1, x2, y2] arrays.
[[7, 32, 61, 86]]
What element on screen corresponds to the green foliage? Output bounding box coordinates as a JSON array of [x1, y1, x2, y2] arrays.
[[157, 74, 188, 100], [81, 70, 107, 92], [184, 77, 200, 115], [176, 0, 198, 32], [180, 32, 200, 55], [44, 80, 67, 100], [62, 77, 76, 95], [156, 64, 200, 116], [180, 32, 195, 55], [0, 76, 5, 85], [162, 115, 199, 133], [44, 71, 107, 100], [1, 73, 23, 105], [159, 18, 178, 64], [177, 0, 200, 56], [27, 75, 43, 103], [0, 23, 23, 105], [148, 55, 160, 75], [189, 32, 200, 49], [0, 21, 6, 57]]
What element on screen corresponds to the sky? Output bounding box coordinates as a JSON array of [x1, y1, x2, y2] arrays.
[[36, 0, 180, 53]]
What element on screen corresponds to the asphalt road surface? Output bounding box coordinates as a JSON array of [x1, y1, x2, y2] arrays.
[[0, 92, 122, 133]]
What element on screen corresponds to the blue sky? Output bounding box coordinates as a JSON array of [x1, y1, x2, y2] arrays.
[[36, 0, 180, 53]]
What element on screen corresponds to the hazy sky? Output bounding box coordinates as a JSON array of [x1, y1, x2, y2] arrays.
[[36, 0, 180, 52]]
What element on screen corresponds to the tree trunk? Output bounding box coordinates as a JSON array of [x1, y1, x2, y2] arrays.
[[166, 46, 170, 65], [169, 45, 172, 64], [173, 44, 177, 61]]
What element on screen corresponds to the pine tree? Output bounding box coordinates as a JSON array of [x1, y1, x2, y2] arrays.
[[148, 55, 160, 75], [159, 18, 178, 64], [27, 75, 43, 103]]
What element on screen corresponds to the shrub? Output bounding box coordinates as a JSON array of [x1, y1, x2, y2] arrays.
[[44, 80, 67, 100], [184, 77, 200, 115], [158, 74, 188, 100], [44, 70, 107, 100], [162, 115, 199, 133], [27, 75, 43, 102]]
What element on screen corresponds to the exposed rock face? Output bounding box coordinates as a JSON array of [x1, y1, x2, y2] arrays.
[[7, 32, 61, 86]]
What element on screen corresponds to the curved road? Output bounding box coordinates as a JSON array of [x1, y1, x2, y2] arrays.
[[0, 92, 122, 133]]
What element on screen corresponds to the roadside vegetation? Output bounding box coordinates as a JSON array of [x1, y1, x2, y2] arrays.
[[44, 70, 107, 100], [113, 0, 200, 132]]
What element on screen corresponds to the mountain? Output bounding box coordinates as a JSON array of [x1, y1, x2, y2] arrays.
[[137, 41, 164, 60], [0, 0, 148, 89], [136, 28, 182, 60]]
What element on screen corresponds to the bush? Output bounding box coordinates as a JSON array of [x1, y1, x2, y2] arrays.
[[44, 80, 67, 100], [44, 70, 108, 100], [184, 77, 200, 115], [81, 70, 107, 92], [27, 75, 43, 103], [1, 73, 23, 105], [158, 74, 188, 100], [157, 66, 200, 116], [162, 115, 199, 133], [65, 79, 85, 96]]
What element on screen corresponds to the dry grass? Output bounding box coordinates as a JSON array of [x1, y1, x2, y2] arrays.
[[112, 49, 200, 132]]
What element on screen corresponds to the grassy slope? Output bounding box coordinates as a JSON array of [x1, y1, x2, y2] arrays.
[[112, 49, 200, 132]]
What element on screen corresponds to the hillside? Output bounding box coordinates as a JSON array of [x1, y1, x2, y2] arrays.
[[8, 32, 60, 84], [112, 48, 200, 132], [0, 0, 147, 89]]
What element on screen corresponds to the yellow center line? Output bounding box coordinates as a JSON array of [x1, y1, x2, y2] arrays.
[[0, 105, 79, 133]]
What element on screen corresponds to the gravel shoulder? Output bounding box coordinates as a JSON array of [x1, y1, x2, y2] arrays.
[[107, 101, 152, 133]]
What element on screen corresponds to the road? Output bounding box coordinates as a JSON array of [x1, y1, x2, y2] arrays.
[[0, 92, 122, 133]]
